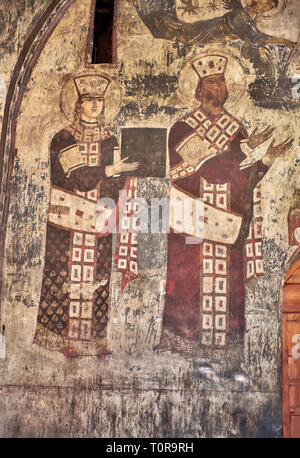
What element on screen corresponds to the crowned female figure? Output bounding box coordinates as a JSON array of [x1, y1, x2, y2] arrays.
[[34, 74, 138, 358]]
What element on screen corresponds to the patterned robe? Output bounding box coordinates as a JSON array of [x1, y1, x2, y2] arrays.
[[163, 106, 268, 350], [34, 120, 125, 356]]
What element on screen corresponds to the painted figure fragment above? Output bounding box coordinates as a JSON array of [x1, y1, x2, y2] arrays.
[[33, 72, 139, 359], [158, 52, 294, 354], [134, 0, 298, 105]]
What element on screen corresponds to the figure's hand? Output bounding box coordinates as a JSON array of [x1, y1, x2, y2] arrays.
[[262, 137, 294, 166], [222, 0, 242, 11], [267, 38, 296, 50], [113, 157, 140, 174], [285, 40, 296, 50], [247, 126, 275, 150], [258, 47, 271, 64]]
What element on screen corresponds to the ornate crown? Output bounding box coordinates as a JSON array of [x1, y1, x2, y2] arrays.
[[192, 55, 228, 79], [73, 74, 110, 98]]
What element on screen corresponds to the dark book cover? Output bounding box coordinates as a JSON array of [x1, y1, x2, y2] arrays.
[[121, 127, 167, 177]]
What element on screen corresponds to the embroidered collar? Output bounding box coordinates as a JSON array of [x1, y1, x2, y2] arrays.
[[66, 120, 111, 144], [80, 119, 98, 128]]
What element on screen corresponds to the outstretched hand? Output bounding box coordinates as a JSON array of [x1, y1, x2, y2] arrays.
[[114, 157, 140, 174], [258, 47, 271, 64], [247, 126, 275, 150], [262, 137, 294, 166], [222, 0, 242, 11], [267, 137, 294, 158]]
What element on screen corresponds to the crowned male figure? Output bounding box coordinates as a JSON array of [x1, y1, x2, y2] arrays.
[[162, 54, 293, 352]]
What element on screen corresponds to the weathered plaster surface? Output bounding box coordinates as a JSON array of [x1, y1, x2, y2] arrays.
[[0, 0, 299, 437]]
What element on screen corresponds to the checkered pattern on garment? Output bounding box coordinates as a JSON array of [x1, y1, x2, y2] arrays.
[[245, 184, 264, 280], [66, 231, 113, 341], [115, 178, 139, 292], [66, 124, 110, 144], [170, 109, 243, 182], [74, 142, 100, 202], [182, 108, 242, 155], [67, 230, 98, 341], [199, 178, 230, 349], [170, 161, 196, 181]]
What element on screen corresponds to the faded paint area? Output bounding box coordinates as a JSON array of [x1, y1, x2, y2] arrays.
[[0, 0, 299, 437]]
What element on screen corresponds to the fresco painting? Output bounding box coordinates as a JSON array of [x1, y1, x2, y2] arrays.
[[159, 52, 293, 353], [134, 0, 297, 102], [30, 1, 297, 359], [33, 73, 139, 358], [0, 0, 300, 438]]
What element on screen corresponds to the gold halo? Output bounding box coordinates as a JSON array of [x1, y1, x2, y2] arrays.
[[178, 51, 247, 112], [60, 71, 122, 123], [258, 0, 287, 20]]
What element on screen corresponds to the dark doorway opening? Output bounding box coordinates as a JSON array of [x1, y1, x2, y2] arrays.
[[92, 0, 115, 64]]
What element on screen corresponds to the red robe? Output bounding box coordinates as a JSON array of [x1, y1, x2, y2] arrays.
[[163, 107, 268, 349]]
